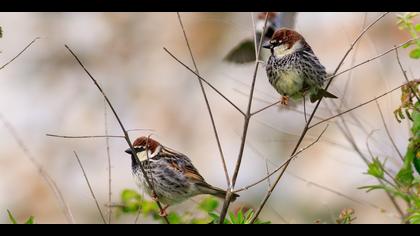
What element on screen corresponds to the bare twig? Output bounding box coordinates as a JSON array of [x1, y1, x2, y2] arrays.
[[251, 100, 281, 116], [250, 12, 389, 222], [339, 12, 368, 108], [0, 37, 40, 71], [163, 48, 244, 116], [64, 45, 170, 224], [309, 81, 414, 129], [218, 12, 270, 223], [104, 100, 112, 224], [324, 37, 417, 85], [176, 12, 230, 186], [234, 125, 329, 193], [264, 159, 272, 189], [375, 101, 404, 161], [0, 113, 74, 223], [73, 151, 107, 224], [47, 134, 125, 139]]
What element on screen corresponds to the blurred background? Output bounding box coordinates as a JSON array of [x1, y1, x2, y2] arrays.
[[0, 12, 418, 224]]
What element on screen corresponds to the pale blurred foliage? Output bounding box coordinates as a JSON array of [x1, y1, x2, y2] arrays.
[[0, 12, 418, 224]]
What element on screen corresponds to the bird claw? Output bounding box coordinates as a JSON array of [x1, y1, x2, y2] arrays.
[[281, 96, 289, 106]]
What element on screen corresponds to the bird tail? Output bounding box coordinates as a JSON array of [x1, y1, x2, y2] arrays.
[[310, 89, 338, 103], [197, 183, 239, 202]]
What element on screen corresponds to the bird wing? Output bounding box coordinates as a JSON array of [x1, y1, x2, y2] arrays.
[[160, 147, 206, 183], [300, 50, 327, 87]]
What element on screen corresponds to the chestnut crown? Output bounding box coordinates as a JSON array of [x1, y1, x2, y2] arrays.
[[263, 28, 308, 52], [125, 136, 160, 155]]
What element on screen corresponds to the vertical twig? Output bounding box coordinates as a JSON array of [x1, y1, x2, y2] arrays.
[[104, 100, 112, 224], [176, 12, 231, 187], [218, 12, 270, 223], [73, 151, 107, 224]]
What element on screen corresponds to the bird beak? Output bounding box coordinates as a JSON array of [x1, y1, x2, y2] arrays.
[[262, 41, 272, 49], [125, 148, 133, 154]]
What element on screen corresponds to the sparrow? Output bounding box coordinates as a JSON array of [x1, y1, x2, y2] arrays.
[[125, 136, 238, 214], [263, 28, 338, 105]]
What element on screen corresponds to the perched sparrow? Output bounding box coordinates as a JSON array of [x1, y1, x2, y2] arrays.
[[263, 28, 338, 105], [125, 136, 238, 213]]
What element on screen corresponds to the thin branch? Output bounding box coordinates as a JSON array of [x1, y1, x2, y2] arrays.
[[303, 97, 308, 123], [234, 124, 329, 193], [375, 100, 404, 161], [251, 100, 281, 116], [163, 47, 245, 116], [395, 48, 420, 101], [324, 37, 417, 85], [264, 159, 272, 189], [64, 45, 170, 224], [309, 81, 413, 129], [339, 12, 368, 108], [0, 37, 40, 71], [104, 100, 112, 224], [46, 134, 125, 139], [73, 151, 107, 224], [0, 113, 74, 223], [218, 12, 269, 223], [176, 12, 230, 186], [250, 12, 389, 223]]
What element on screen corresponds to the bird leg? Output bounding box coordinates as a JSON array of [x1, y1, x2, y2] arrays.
[[151, 192, 169, 217], [281, 95, 289, 106]]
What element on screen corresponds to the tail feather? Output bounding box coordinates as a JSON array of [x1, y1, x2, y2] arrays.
[[197, 183, 239, 202], [310, 89, 338, 103]]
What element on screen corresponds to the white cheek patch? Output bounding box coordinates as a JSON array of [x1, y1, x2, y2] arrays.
[[136, 151, 150, 162], [273, 44, 290, 57], [136, 146, 161, 162]]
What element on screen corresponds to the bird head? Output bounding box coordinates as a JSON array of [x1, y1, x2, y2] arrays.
[[263, 28, 307, 58], [125, 136, 161, 161]]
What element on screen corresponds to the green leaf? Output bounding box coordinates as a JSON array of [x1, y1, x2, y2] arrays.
[[414, 155, 420, 175], [167, 212, 182, 224], [237, 209, 244, 223], [407, 212, 420, 224], [359, 185, 411, 202], [229, 211, 237, 224], [25, 216, 34, 224], [198, 197, 219, 213], [366, 158, 385, 179], [396, 167, 414, 187], [120, 189, 142, 213], [409, 48, 420, 59], [416, 24, 420, 32], [7, 210, 17, 224]]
